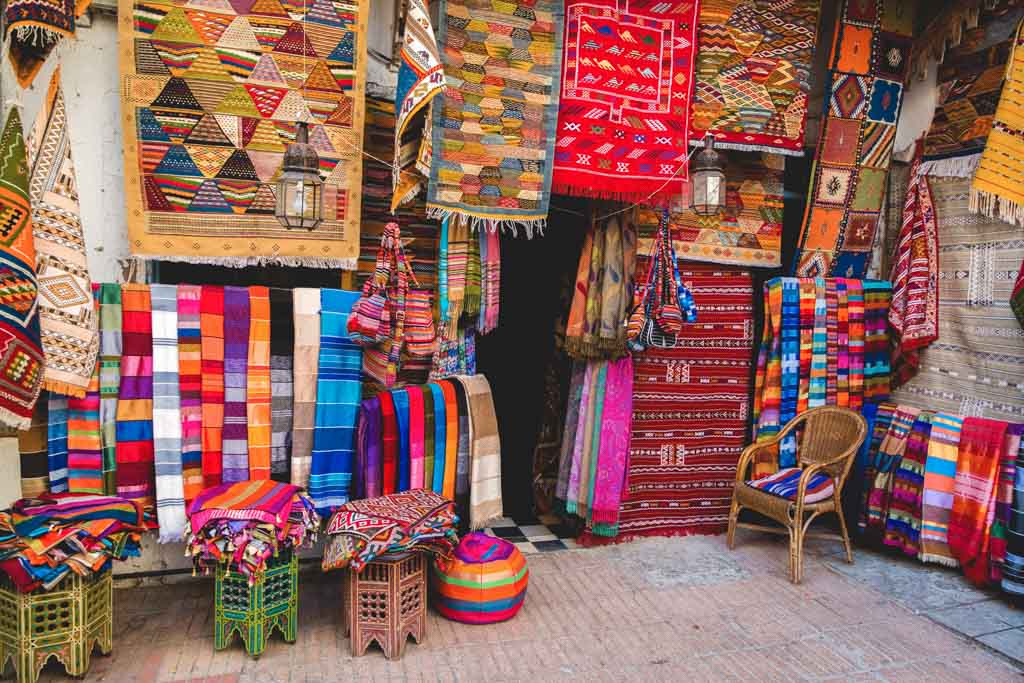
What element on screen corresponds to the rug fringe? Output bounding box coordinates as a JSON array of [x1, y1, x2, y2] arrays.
[[425, 206, 546, 238], [918, 153, 980, 178], [688, 139, 806, 157], [132, 253, 359, 270], [549, 181, 679, 206], [969, 187, 1024, 226], [918, 553, 960, 568], [42, 378, 87, 400], [0, 404, 33, 432]]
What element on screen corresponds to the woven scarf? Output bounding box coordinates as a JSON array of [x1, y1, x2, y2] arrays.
[[863, 280, 893, 403], [309, 289, 361, 515], [222, 287, 249, 484], [67, 363, 101, 494], [379, 391, 398, 495], [452, 380, 471, 516], [442, 217, 470, 337], [950, 418, 1009, 585], [407, 387, 426, 490], [566, 362, 596, 513], [478, 229, 501, 334], [883, 411, 933, 556], [0, 108, 44, 430], [5, 0, 91, 89], [465, 231, 481, 319], [393, 389, 411, 492], [115, 284, 154, 511], [358, 396, 382, 500], [96, 283, 120, 495], [176, 285, 202, 503], [47, 395, 68, 493], [1013, 259, 1024, 327], [847, 280, 866, 408], [989, 425, 1022, 583], [920, 413, 965, 566], [422, 386, 435, 490], [589, 355, 633, 536], [1002, 429, 1024, 595], [889, 155, 939, 386], [578, 363, 608, 518], [199, 285, 224, 489], [291, 288, 321, 489], [28, 69, 97, 399], [556, 363, 586, 508], [439, 380, 459, 499], [150, 284, 185, 542], [861, 406, 919, 536], [18, 399, 48, 497], [392, 0, 445, 210], [809, 279, 828, 409], [451, 374, 503, 529], [429, 383, 446, 494], [246, 286, 271, 480], [597, 214, 632, 348], [269, 289, 293, 483], [430, 324, 477, 380]]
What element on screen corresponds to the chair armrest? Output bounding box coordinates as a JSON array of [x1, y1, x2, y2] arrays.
[[734, 441, 775, 484]]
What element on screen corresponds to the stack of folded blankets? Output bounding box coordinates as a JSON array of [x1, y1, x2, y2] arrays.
[[0, 494, 147, 592], [185, 481, 320, 582], [322, 490, 459, 572]]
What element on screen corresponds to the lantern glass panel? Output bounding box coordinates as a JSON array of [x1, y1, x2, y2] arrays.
[[691, 168, 726, 217], [275, 171, 323, 230]]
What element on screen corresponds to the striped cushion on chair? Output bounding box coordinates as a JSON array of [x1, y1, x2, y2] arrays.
[[747, 467, 835, 503]]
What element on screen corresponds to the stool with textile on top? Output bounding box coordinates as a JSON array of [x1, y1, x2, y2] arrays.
[[322, 490, 459, 660], [185, 481, 320, 658]]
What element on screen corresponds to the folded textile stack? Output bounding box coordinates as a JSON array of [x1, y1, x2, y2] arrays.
[[0, 494, 146, 592], [322, 490, 459, 573], [185, 481, 320, 582]]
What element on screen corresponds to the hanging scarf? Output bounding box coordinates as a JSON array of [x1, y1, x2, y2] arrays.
[[28, 68, 98, 399], [393, 389, 411, 492], [855, 402, 895, 531], [18, 399, 48, 497], [47, 395, 68, 493], [556, 363, 586, 509], [442, 216, 470, 337], [862, 406, 919, 536], [920, 413, 965, 566], [150, 284, 185, 542], [430, 324, 477, 380], [1002, 428, 1024, 595], [465, 229, 481, 319], [567, 362, 597, 514], [269, 288, 294, 483], [847, 280, 866, 408], [478, 229, 501, 334], [451, 374, 503, 529], [452, 380, 472, 516], [408, 386, 426, 490], [116, 284, 154, 511], [96, 283, 121, 495], [309, 289, 361, 515], [422, 386, 435, 490], [439, 380, 459, 499], [176, 285, 202, 503], [883, 412, 933, 557], [199, 285, 224, 489], [358, 396, 382, 500], [246, 286, 271, 480], [291, 288, 321, 489], [379, 391, 399, 495], [949, 417, 1009, 586], [579, 363, 608, 519], [429, 383, 446, 494], [4, 0, 91, 89], [808, 279, 828, 408], [889, 154, 939, 386], [66, 363, 101, 494], [589, 355, 633, 536], [989, 425, 1023, 583], [221, 287, 249, 483], [566, 229, 593, 348]]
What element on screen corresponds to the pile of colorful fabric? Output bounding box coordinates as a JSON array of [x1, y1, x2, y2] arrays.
[[354, 374, 502, 530], [854, 402, 1023, 594], [185, 481, 320, 583], [753, 277, 893, 476], [0, 494, 146, 592], [322, 490, 459, 573]]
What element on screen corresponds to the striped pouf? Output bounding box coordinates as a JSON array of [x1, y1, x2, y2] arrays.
[[432, 532, 528, 624]]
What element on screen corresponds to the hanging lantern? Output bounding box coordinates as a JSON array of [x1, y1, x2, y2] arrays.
[[690, 133, 726, 217], [275, 121, 323, 231]]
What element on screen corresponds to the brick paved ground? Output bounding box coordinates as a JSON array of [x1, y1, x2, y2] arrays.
[[31, 531, 1024, 682]]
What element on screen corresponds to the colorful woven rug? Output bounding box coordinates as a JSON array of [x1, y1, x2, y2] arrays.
[[426, 0, 563, 233], [391, 0, 444, 210], [118, 0, 367, 267], [590, 265, 753, 541], [222, 286, 249, 483], [883, 411, 932, 556], [636, 154, 783, 267], [1013, 259, 1024, 326], [27, 69, 98, 399], [972, 19, 1024, 226], [919, 1, 1024, 178], [4, 0, 91, 88], [920, 412, 964, 566], [66, 367, 101, 494], [891, 176, 1024, 423], [793, 0, 915, 277], [690, 0, 821, 156], [550, 0, 697, 203], [0, 108, 45, 430], [150, 284, 185, 542], [115, 284, 155, 511]]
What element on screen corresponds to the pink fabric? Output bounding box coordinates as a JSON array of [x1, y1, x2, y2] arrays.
[[567, 363, 595, 509], [590, 356, 634, 524], [408, 386, 425, 490]]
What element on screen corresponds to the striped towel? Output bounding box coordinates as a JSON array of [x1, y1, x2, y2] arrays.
[[47, 394, 69, 493], [393, 388, 411, 491], [247, 286, 271, 480], [67, 366, 102, 493], [408, 386, 425, 490], [809, 279, 827, 408], [747, 467, 835, 504], [151, 284, 185, 542], [177, 285, 203, 503], [18, 399, 49, 497], [309, 289, 361, 515], [222, 286, 249, 483], [96, 283, 122, 495], [920, 413, 964, 566], [453, 374, 503, 530], [200, 286, 224, 488], [116, 284, 155, 511], [291, 289, 321, 489], [379, 391, 398, 494], [430, 383, 446, 494], [269, 288, 293, 482]]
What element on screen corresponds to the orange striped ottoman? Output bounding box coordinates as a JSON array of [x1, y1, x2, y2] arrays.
[[432, 532, 528, 624]]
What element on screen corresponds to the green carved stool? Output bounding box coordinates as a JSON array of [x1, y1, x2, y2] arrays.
[[214, 551, 298, 658], [0, 570, 113, 683]]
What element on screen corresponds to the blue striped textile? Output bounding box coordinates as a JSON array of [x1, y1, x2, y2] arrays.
[[430, 383, 446, 494], [47, 395, 69, 493], [393, 388, 411, 492]]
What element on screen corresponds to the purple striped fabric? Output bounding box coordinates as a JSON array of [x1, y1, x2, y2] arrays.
[[222, 287, 250, 483], [747, 467, 835, 504]]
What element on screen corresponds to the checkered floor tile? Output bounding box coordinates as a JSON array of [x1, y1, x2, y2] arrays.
[[482, 514, 578, 554]]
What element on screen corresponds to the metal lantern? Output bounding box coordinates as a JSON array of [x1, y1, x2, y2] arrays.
[[275, 121, 323, 231], [690, 133, 726, 217]]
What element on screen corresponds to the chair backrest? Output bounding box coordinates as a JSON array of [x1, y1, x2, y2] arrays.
[[795, 406, 868, 485]]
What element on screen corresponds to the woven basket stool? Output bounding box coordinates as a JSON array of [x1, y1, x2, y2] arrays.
[[342, 552, 426, 660], [0, 570, 112, 683], [214, 551, 297, 658]]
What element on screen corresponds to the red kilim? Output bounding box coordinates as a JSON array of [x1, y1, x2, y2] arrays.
[[551, 0, 699, 203], [586, 264, 753, 542]]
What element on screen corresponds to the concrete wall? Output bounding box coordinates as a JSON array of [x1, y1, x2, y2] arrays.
[[0, 2, 400, 579]]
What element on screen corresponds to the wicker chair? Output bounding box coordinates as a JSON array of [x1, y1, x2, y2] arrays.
[[727, 406, 867, 584]]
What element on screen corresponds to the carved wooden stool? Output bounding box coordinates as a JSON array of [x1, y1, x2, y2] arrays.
[[342, 552, 426, 660], [214, 551, 298, 658]]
